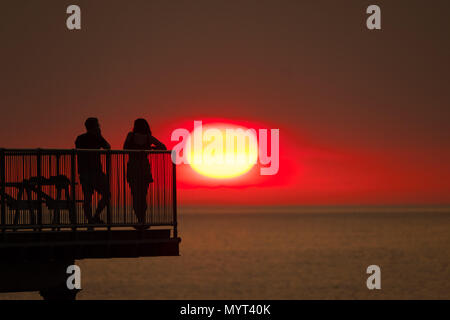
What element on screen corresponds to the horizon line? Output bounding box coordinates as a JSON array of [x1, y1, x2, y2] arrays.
[[179, 204, 450, 214]]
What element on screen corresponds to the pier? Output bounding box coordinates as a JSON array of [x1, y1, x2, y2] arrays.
[[0, 149, 180, 299]]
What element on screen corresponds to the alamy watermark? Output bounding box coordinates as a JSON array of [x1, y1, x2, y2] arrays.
[[66, 4, 382, 31], [66, 264, 81, 290], [170, 121, 280, 176], [366, 265, 381, 290]]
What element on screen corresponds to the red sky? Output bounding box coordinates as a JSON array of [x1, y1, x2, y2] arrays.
[[164, 118, 450, 206], [1, 1, 450, 206]]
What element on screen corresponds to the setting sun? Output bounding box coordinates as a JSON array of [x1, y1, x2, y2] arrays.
[[186, 123, 259, 179]]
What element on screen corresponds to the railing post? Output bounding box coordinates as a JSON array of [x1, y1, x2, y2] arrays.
[[122, 153, 127, 224], [56, 154, 60, 176], [141, 150, 145, 229], [70, 149, 77, 227], [172, 160, 177, 238], [36, 149, 42, 227], [106, 150, 112, 229], [0, 149, 5, 227]]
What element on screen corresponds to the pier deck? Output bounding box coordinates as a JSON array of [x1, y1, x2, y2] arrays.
[[0, 149, 180, 297]]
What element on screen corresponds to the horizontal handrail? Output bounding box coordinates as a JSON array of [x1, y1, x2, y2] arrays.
[[0, 149, 172, 155], [0, 222, 176, 230]]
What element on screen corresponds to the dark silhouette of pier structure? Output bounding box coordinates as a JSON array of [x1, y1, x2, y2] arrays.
[[0, 148, 179, 299]]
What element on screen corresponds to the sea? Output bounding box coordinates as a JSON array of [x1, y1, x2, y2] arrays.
[[1, 207, 449, 299]]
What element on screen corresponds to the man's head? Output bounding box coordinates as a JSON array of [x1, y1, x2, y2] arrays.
[[84, 117, 100, 134]]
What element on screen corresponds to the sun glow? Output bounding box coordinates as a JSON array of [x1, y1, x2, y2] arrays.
[[186, 123, 258, 179]]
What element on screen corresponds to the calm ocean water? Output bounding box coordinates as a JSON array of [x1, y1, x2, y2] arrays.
[[2, 210, 450, 299]]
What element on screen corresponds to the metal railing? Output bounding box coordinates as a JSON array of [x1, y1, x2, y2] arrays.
[[0, 149, 177, 235]]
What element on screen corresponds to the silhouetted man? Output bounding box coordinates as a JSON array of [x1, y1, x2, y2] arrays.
[[75, 118, 111, 224]]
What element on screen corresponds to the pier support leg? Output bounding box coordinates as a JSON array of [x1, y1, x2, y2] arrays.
[[0, 259, 79, 300], [39, 284, 80, 300]]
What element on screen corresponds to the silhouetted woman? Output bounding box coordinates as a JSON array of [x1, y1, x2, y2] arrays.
[[124, 118, 166, 226]]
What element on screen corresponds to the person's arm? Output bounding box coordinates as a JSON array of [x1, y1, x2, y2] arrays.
[[99, 135, 111, 149], [123, 132, 133, 149], [149, 136, 167, 150]]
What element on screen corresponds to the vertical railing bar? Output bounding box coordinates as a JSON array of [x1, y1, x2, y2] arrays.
[[163, 155, 166, 225], [56, 154, 60, 176], [70, 149, 77, 229], [172, 160, 177, 238], [55, 153, 60, 227], [37, 149, 42, 228], [106, 150, 111, 230], [122, 153, 127, 224], [140, 150, 144, 229], [0, 149, 5, 228]]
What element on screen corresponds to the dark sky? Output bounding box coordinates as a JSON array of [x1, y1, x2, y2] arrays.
[[1, 0, 450, 205]]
